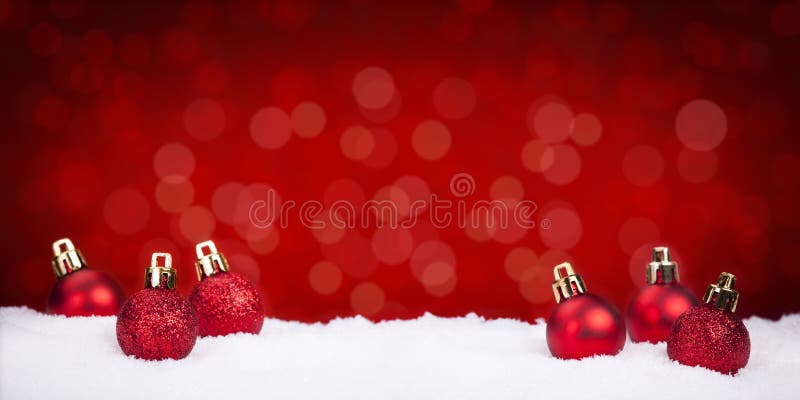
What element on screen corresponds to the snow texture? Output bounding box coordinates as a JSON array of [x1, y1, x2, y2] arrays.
[[1, 307, 798, 400]]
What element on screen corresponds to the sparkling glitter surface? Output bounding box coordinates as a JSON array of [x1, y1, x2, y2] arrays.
[[46, 269, 124, 317], [188, 272, 264, 337], [668, 304, 751, 375], [626, 283, 698, 343], [116, 288, 198, 360], [546, 293, 626, 360]]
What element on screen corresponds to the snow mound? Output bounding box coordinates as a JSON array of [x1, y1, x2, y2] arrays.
[[1, 307, 798, 399]]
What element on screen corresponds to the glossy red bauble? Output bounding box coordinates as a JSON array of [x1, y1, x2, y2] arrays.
[[189, 272, 264, 337], [626, 283, 698, 343], [547, 293, 627, 359], [626, 246, 698, 343], [47, 269, 124, 316], [116, 288, 198, 360], [47, 238, 124, 317], [667, 304, 750, 374]]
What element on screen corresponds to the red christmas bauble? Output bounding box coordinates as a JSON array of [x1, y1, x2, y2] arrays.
[[626, 283, 698, 343], [667, 304, 750, 374], [116, 288, 198, 360], [546, 293, 626, 359], [189, 272, 264, 337], [46, 269, 124, 317]]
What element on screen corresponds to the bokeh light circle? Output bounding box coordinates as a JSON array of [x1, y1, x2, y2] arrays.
[[310, 209, 347, 245], [211, 182, 245, 225], [153, 142, 196, 181], [518, 264, 552, 304], [340, 125, 375, 161], [232, 183, 283, 240], [155, 176, 194, 213], [770, 2, 800, 37], [433, 77, 477, 120], [412, 120, 452, 160], [358, 91, 402, 123], [226, 253, 261, 285], [464, 208, 497, 242], [571, 113, 603, 146], [291, 101, 326, 138], [250, 106, 292, 149], [371, 185, 409, 221], [372, 227, 414, 265], [521, 139, 555, 173], [323, 178, 366, 208], [504, 247, 537, 282], [309, 261, 342, 295], [410, 240, 457, 282], [394, 175, 431, 216], [539, 206, 582, 250], [247, 227, 280, 255], [541, 144, 581, 185], [178, 205, 216, 243], [529, 102, 574, 143], [421, 261, 456, 297], [489, 198, 531, 245], [184, 98, 226, 141], [350, 282, 385, 316], [490, 176, 524, 201], [353, 67, 395, 110], [675, 99, 727, 151], [622, 145, 664, 186], [103, 187, 150, 235]]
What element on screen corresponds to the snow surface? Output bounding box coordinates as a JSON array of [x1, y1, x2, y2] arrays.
[[1, 307, 798, 400]]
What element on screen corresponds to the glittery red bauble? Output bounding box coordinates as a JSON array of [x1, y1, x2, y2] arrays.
[[189, 272, 264, 337], [116, 288, 198, 360], [46, 269, 124, 317], [667, 304, 750, 374], [626, 283, 698, 343], [546, 294, 626, 359]]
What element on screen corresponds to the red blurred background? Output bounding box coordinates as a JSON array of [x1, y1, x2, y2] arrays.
[[1, 0, 799, 322]]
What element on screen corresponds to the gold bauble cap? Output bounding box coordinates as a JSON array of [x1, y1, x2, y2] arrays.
[[193, 240, 230, 281], [144, 252, 177, 290], [703, 272, 739, 312], [551, 262, 587, 303], [646, 246, 680, 285], [51, 238, 87, 279]]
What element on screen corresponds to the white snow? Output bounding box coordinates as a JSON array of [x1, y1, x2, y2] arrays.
[[1, 306, 798, 400]]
